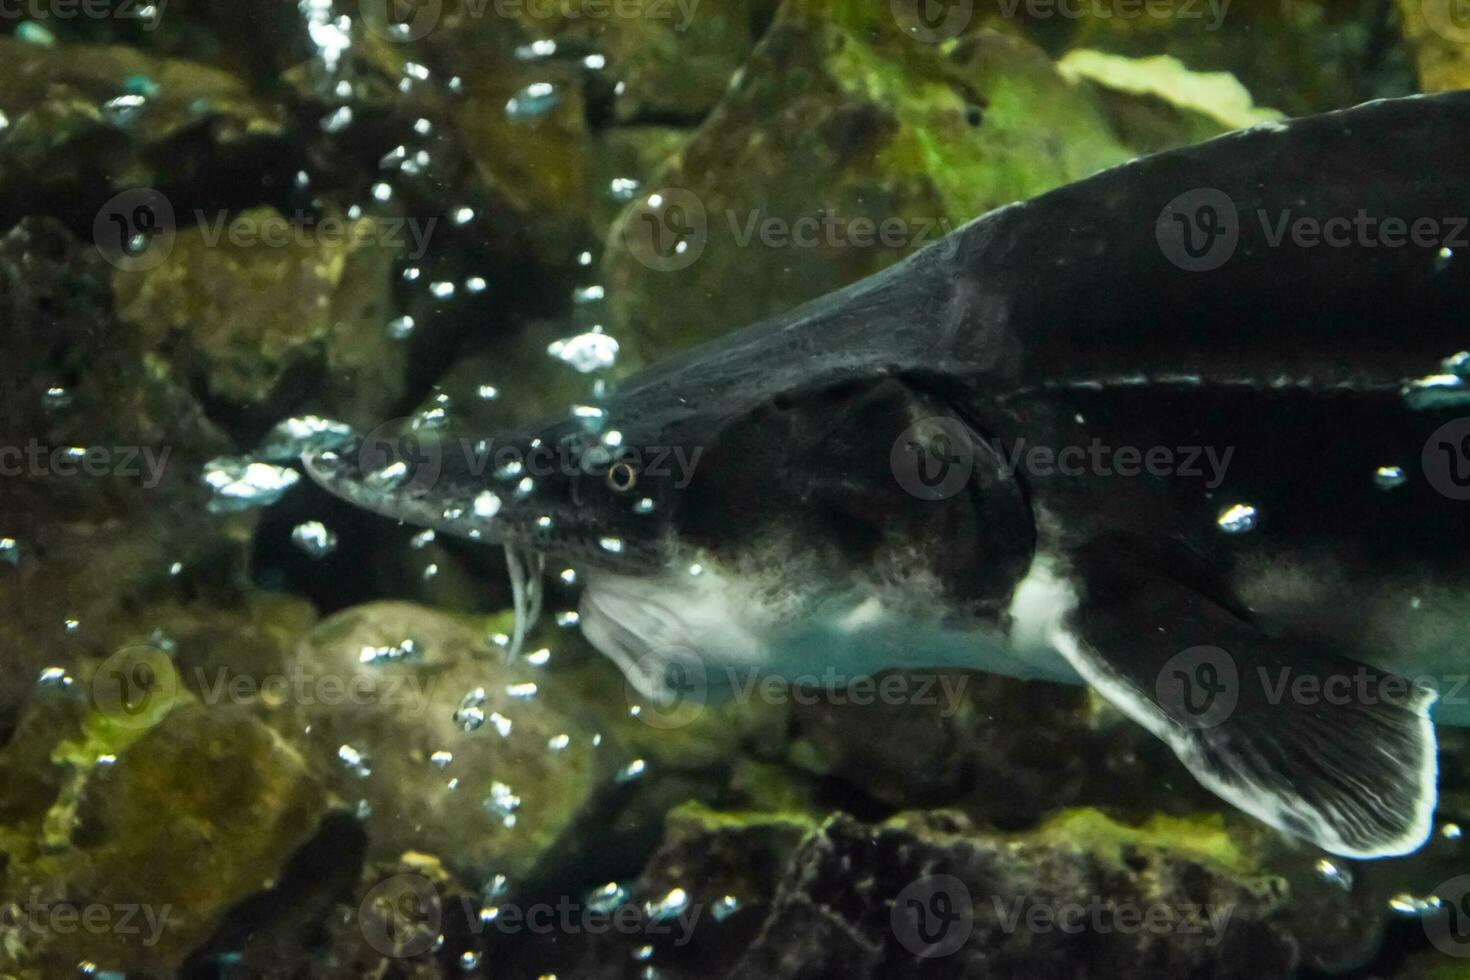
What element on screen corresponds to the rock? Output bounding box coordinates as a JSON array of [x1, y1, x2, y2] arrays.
[[418, 317, 616, 439], [1058, 49, 1283, 155], [111, 205, 409, 433], [1056, 0, 1415, 117], [0, 38, 291, 226], [726, 809, 1306, 979], [787, 670, 1101, 827], [603, 6, 1133, 361], [280, 15, 602, 267], [635, 801, 815, 925], [1398, 0, 1470, 94], [479, 802, 816, 979], [120, 590, 320, 722], [0, 218, 246, 723], [285, 601, 610, 888], [593, 125, 691, 248], [0, 683, 334, 977], [443, 57, 596, 263], [214, 851, 484, 978], [513, 0, 759, 122]]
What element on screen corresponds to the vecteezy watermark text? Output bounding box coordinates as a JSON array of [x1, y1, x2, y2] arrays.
[[0, 0, 164, 26], [621, 188, 963, 273], [0, 891, 172, 948], [194, 211, 438, 261], [625, 648, 971, 729], [891, 417, 1235, 502], [1158, 186, 1469, 272], [358, 874, 705, 959], [349, 421, 705, 497], [998, 0, 1229, 28], [1156, 645, 1456, 731], [889, 874, 1237, 959], [0, 441, 171, 488], [90, 647, 440, 728], [990, 894, 1235, 946], [94, 189, 439, 272], [360, 0, 700, 43]]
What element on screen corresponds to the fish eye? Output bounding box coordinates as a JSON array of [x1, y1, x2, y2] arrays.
[[606, 461, 638, 493]]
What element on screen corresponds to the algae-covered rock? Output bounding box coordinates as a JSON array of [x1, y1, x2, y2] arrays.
[[510, 0, 759, 122], [111, 206, 409, 430], [788, 670, 1099, 827], [0, 218, 245, 722], [0, 38, 289, 224], [214, 851, 483, 978], [1398, 0, 1470, 94], [604, 4, 1132, 359], [726, 809, 1298, 979], [1058, 49, 1284, 154], [286, 601, 610, 887], [284, 13, 602, 267], [635, 801, 815, 923], [1054, 0, 1415, 116], [0, 684, 334, 977], [443, 57, 596, 263]]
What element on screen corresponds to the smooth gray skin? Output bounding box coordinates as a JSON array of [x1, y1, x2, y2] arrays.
[[309, 92, 1470, 858]]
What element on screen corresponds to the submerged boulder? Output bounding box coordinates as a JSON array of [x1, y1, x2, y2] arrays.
[[111, 205, 409, 431], [603, 2, 1133, 360], [286, 602, 610, 887], [0, 681, 334, 977]]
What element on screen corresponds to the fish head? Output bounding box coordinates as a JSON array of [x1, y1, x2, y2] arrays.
[[301, 413, 685, 574], [304, 367, 1034, 700]]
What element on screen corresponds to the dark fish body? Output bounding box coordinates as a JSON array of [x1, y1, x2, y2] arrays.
[[309, 92, 1470, 858]]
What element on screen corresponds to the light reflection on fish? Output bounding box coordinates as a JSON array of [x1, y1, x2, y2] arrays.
[[308, 92, 1470, 860]]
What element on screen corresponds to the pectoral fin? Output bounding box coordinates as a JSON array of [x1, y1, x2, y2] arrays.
[[1032, 536, 1437, 859]]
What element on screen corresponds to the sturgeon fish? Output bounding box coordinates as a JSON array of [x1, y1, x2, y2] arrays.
[[307, 92, 1470, 859]]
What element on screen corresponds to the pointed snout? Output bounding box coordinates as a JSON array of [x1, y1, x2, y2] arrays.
[[300, 420, 675, 573]]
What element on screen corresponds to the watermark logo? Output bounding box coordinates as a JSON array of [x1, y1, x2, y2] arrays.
[[1422, 0, 1470, 43], [1423, 417, 1470, 501], [623, 188, 707, 272], [1155, 645, 1238, 729], [625, 646, 709, 729], [356, 418, 445, 498], [891, 0, 972, 42], [94, 188, 176, 273], [892, 874, 973, 957], [360, 874, 443, 959], [359, 0, 442, 41], [1425, 875, 1470, 957], [891, 416, 975, 501], [91, 645, 180, 729], [1157, 188, 1239, 272]]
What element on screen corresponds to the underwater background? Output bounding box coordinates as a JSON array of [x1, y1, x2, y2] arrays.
[[2, 0, 1469, 977]]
